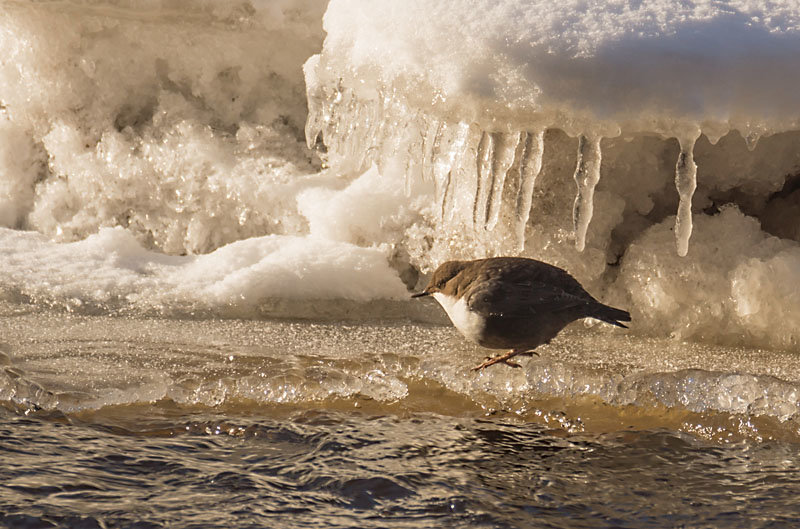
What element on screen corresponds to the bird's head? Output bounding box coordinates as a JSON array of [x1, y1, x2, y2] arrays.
[[411, 260, 468, 298]]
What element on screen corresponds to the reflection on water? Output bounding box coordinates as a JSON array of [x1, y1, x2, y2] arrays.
[[3, 410, 800, 528], [2, 312, 800, 526]]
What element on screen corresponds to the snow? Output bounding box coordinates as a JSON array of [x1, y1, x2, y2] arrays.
[[0, 226, 408, 313]]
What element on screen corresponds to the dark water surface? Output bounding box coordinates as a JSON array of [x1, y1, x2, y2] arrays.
[[3, 313, 800, 527], [3, 409, 800, 528]]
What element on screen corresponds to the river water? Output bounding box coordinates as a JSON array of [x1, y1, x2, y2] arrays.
[[3, 310, 800, 528]]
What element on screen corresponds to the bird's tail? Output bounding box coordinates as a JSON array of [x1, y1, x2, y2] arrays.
[[592, 303, 631, 329]]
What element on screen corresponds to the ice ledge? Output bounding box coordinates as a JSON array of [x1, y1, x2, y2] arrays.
[[321, 0, 800, 135], [307, 0, 800, 257], [305, 60, 781, 258]]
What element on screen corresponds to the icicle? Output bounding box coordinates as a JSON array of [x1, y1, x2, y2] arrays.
[[324, 86, 349, 160], [674, 131, 700, 257], [349, 98, 376, 171], [434, 122, 470, 222], [572, 134, 602, 252], [403, 113, 427, 197], [514, 129, 544, 252], [702, 123, 729, 146], [485, 132, 521, 231], [404, 162, 413, 197], [473, 132, 494, 229], [421, 119, 443, 183], [744, 131, 760, 151], [439, 170, 453, 222], [358, 93, 383, 170], [303, 57, 324, 150], [304, 97, 322, 150]]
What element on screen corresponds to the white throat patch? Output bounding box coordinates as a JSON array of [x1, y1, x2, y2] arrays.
[[432, 292, 486, 345]]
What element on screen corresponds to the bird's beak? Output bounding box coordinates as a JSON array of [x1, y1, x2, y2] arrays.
[[411, 291, 430, 299]]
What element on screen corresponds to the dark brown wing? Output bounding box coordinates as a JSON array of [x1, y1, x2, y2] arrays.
[[467, 258, 596, 314], [464, 275, 592, 319], [485, 258, 593, 296]]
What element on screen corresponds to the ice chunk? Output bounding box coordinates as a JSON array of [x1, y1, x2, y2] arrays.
[[620, 206, 800, 350]]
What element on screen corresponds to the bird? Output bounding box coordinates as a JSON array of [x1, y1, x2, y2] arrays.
[[411, 257, 631, 371]]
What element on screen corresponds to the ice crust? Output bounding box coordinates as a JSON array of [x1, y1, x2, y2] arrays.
[[4, 316, 800, 442], [1, 1, 800, 350]]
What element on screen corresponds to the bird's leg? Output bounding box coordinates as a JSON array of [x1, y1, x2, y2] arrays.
[[472, 349, 533, 371]]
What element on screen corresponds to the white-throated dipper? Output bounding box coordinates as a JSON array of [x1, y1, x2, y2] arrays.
[[412, 257, 631, 371]]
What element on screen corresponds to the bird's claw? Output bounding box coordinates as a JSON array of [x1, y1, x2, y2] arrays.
[[471, 349, 538, 371], [471, 355, 522, 371]]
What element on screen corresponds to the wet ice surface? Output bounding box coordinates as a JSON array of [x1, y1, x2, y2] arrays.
[[3, 313, 800, 528], [3, 310, 800, 442]]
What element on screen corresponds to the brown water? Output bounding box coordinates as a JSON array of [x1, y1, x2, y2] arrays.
[[2, 311, 800, 527]]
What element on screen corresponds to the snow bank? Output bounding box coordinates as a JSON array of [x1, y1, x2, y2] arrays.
[[319, 0, 800, 133], [0, 226, 408, 315], [308, 0, 800, 256]]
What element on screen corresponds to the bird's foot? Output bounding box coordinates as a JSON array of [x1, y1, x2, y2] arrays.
[[472, 350, 529, 371]]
